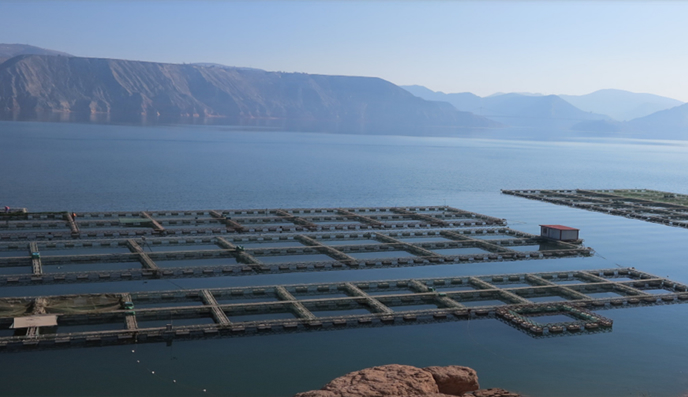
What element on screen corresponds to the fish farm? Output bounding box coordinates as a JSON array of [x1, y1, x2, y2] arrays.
[[1, 267, 686, 350], [0, 206, 591, 285], [502, 189, 688, 229], [4, 204, 684, 351], [0, 206, 507, 241]]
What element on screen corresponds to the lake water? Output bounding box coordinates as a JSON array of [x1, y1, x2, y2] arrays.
[[2, 120, 688, 397]]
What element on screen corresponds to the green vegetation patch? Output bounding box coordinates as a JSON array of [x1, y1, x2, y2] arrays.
[[610, 189, 688, 207]]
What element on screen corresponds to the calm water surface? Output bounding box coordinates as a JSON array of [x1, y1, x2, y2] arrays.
[[2, 121, 688, 397]]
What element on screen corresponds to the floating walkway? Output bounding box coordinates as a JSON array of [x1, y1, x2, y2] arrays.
[[502, 189, 688, 229], [0, 227, 591, 286], [0, 206, 591, 286], [1, 267, 686, 350], [0, 206, 506, 241]]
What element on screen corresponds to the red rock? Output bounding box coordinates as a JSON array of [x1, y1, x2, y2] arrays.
[[294, 364, 440, 397], [293, 364, 518, 397], [464, 388, 522, 397], [293, 391, 338, 397], [423, 366, 479, 395]]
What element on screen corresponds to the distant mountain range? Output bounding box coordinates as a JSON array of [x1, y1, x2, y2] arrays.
[[559, 89, 683, 121], [402, 86, 610, 130], [401, 86, 483, 113], [403, 85, 687, 137], [0, 43, 686, 139], [0, 54, 498, 135], [574, 103, 688, 139]]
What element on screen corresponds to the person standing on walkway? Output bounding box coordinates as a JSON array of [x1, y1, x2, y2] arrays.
[[4, 206, 9, 213]]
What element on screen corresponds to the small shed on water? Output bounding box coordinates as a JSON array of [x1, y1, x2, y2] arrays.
[[540, 225, 579, 241], [11, 314, 58, 329]]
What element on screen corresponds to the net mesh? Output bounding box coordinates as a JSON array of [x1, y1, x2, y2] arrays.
[[0, 299, 31, 317], [44, 294, 122, 314]]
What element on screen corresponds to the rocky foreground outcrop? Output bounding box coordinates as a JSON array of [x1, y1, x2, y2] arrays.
[[294, 364, 522, 397]]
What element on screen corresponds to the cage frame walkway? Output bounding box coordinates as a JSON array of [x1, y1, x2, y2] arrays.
[[0, 206, 506, 241], [502, 189, 688, 229], [0, 227, 591, 286], [0, 267, 685, 350]]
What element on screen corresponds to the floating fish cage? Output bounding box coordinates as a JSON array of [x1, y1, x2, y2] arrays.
[[496, 303, 613, 338], [0, 267, 686, 350], [0, 206, 592, 286], [0, 206, 506, 241], [502, 189, 688, 229]]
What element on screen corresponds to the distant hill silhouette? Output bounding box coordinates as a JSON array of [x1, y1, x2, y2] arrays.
[[477, 94, 610, 129], [403, 86, 609, 130], [190, 63, 265, 72], [0, 54, 499, 135], [560, 89, 683, 121], [486, 92, 544, 98], [0, 44, 71, 65], [572, 104, 688, 139], [625, 103, 688, 138], [401, 85, 482, 113]]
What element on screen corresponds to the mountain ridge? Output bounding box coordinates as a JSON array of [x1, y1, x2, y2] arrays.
[[559, 89, 683, 121], [0, 44, 72, 65], [402, 86, 610, 130], [0, 54, 499, 134]]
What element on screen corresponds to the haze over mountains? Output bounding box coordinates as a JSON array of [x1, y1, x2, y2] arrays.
[[403, 85, 687, 137], [576, 104, 688, 140], [559, 89, 684, 121], [0, 44, 686, 139]]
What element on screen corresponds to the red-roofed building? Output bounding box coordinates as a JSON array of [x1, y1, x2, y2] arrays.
[[540, 225, 579, 241]]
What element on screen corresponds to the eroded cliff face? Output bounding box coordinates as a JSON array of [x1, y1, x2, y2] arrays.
[[0, 55, 498, 133]]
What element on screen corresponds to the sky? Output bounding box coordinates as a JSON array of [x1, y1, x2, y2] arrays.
[[1, 1, 687, 101]]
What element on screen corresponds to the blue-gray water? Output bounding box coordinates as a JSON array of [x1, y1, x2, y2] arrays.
[[2, 121, 688, 397]]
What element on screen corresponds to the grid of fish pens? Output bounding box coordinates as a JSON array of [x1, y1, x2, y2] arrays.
[[0, 206, 506, 241], [0, 226, 591, 285], [1, 267, 687, 349], [502, 189, 688, 228]]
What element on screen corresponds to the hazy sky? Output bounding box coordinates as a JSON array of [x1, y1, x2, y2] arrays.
[[2, 1, 687, 101]]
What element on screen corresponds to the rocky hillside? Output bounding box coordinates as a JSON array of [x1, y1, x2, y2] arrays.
[[0, 55, 498, 134]]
